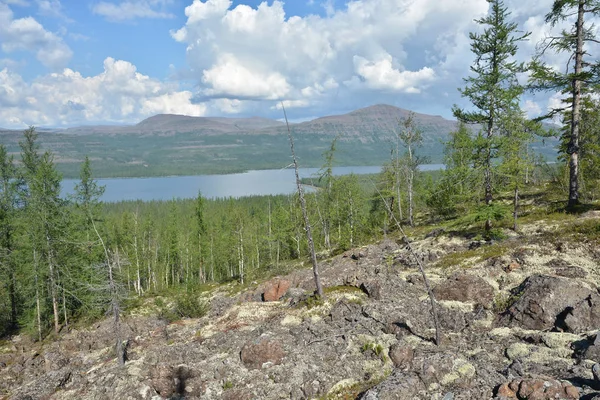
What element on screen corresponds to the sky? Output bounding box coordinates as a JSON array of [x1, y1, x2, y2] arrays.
[[0, 0, 579, 128]]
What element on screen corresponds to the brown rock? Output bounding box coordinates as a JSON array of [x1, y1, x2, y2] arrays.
[[504, 261, 520, 273], [495, 378, 579, 400], [496, 383, 516, 398], [388, 344, 413, 369], [240, 338, 285, 370], [263, 279, 291, 302], [150, 363, 176, 398], [433, 272, 495, 308]]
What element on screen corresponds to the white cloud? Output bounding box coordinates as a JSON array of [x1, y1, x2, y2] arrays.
[[523, 99, 542, 118], [202, 54, 291, 100], [92, 0, 175, 21], [37, 0, 71, 21], [352, 54, 435, 93], [0, 57, 206, 128], [0, 3, 72, 69], [172, 0, 489, 115]]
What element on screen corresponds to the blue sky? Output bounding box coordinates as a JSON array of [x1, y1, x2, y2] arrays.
[[0, 0, 573, 128]]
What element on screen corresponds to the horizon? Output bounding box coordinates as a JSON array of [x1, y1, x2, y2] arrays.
[[0, 103, 457, 131]]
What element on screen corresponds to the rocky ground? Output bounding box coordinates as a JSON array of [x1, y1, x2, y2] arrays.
[[1, 212, 600, 400]]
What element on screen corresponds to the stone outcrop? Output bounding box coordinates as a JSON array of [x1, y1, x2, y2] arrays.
[[433, 272, 495, 308], [498, 274, 600, 333], [240, 337, 285, 370]]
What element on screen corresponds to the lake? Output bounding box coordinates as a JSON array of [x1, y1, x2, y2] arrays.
[[61, 164, 445, 202]]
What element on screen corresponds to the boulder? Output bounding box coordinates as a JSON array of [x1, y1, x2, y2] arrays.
[[150, 363, 177, 398], [433, 272, 495, 308], [563, 293, 600, 333], [359, 371, 426, 400], [498, 274, 597, 332], [360, 280, 382, 300], [263, 280, 291, 302], [388, 344, 413, 369], [240, 338, 285, 370]]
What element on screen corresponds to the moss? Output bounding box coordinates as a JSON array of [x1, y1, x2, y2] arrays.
[[324, 285, 364, 295], [505, 342, 531, 361], [435, 242, 514, 269]]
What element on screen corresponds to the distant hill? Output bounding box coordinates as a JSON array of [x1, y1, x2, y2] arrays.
[[0, 105, 558, 178]]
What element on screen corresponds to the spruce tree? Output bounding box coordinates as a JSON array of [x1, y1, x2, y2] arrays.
[[453, 0, 530, 231]]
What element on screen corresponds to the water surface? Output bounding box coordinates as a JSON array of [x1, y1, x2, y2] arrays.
[[61, 164, 444, 202]]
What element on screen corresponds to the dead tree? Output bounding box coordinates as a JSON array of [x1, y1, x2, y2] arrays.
[[281, 103, 324, 298]]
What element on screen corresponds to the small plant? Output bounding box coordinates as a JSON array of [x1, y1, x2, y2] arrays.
[[156, 292, 209, 323], [492, 290, 523, 313], [297, 294, 324, 309], [223, 380, 234, 390], [361, 342, 385, 359]]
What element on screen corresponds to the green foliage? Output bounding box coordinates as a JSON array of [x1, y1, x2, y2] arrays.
[[453, 0, 530, 230], [528, 0, 600, 207], [222, 380, 234, 390], [174, 292, 209, 319], [492, 291, 522, 313]]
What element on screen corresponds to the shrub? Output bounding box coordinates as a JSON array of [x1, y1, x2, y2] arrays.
[[174, 292, 209, 319]]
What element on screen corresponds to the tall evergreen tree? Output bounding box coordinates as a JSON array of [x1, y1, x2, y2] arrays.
[[0, 145, 21, 332], [529, 0, 600, 208], [453, 0, 530, 230]]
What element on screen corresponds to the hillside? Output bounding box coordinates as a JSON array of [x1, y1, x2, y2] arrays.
[[0, 105, 558, 178], [1, 210, 599, 399]]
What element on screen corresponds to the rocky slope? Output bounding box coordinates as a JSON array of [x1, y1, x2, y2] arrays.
[[1, 213, 600, 400]]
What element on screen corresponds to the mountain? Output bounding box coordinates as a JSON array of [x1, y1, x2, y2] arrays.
[[0, 105, 558, 178]]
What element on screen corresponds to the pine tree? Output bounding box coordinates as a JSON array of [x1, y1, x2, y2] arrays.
[[453, 0, 530, 230], [529, 0, 600, 208]]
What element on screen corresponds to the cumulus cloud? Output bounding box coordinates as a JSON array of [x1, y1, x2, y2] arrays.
[[351, 55, 435, 93], [0, 3, 72, 68], [93, 0, 175, 21], [170, 0, 492, 116], [0, 57, 206, 128], [169, 0, 593, 118]]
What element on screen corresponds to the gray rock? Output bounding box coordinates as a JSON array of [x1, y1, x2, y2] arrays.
[[497, 274, 596, 332], [433, 272, 495, 308]]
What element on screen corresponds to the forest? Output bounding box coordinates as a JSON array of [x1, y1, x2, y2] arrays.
[[1, 0, 600, 341]]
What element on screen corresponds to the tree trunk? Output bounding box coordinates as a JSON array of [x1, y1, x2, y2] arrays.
[[396, 136, 403, 221], [513, 186, 519, 231], [34, 249, 42, 342], [62, 287, 68, 331], [407, 144, 415, 227], [568, 0, 584, 209], [484, 119, 494, 231], [238, 223, 244, 285], [8, 264, 17, 329], [47, 235, 60, 334], [282, 104, 324, 298]]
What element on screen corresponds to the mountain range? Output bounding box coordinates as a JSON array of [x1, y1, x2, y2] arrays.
[[0, 104, 558, 179]]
